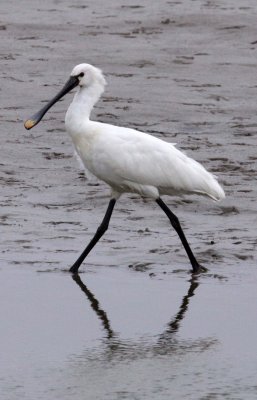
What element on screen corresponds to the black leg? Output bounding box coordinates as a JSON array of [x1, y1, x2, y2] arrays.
[[70, 199, 116, 274], [156, 198, 205, 273]]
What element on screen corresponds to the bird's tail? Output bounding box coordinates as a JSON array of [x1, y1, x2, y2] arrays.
[[197, 176, 225, 201], [182, 156, 225, 201], [192, 163, 225, 201]]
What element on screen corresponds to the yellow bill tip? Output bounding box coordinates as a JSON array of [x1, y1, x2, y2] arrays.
[[24, 119, 36, 130]]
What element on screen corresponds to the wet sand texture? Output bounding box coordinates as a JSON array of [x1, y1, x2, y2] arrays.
[[1, 0, 257, 399], [1, 0, 257, 269]]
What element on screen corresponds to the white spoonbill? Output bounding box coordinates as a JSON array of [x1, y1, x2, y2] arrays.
[[24, 63, 225, 274]]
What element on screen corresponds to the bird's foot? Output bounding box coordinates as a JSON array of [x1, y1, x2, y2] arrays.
[[69, 263, 80, 275], [192, 263, 208, 274]]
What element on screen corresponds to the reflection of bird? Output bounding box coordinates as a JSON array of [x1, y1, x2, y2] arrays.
[[158, 276, 199, 343], [72, 272, 200, 347], [72, 273, 114, 339], [24, 63, 225, 274]]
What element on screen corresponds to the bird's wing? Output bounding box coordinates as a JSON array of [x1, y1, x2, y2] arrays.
[[92, 124, 224, 201], [94, 126, 193, 189]]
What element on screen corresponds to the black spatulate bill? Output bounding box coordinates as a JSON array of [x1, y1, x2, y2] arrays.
[[24, 75, 79, 130]]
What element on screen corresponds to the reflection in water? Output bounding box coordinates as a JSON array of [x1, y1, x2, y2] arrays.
[[158, 277, 198, 343], [72, 274, 114, 339], [72, 273, 216, 362]]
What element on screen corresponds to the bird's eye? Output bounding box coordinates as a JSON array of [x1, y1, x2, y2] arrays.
[[79, 72, 84, 78]]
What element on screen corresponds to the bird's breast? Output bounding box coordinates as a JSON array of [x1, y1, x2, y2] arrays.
[[70, 132, 95, 170]]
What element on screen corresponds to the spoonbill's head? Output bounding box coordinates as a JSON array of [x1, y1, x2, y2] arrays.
[[70, 63, 106, 89], [24, 63, 106, 130]]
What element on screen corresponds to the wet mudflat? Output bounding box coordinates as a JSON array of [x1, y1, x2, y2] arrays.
[[1, 0, 257, 399]]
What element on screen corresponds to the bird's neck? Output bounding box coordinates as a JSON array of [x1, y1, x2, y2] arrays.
[[65, 83, 104, 133]]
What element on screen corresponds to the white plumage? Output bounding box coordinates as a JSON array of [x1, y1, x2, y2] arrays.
[[72, 120, 224, 201], [25, 63, 225, 274]]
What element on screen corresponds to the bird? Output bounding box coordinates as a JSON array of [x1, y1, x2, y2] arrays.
[[24, 63, 225, 274]]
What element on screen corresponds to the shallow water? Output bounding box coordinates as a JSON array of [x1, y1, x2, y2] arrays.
[[1, 0, 257, 399], [1, 265, 257, 399]]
